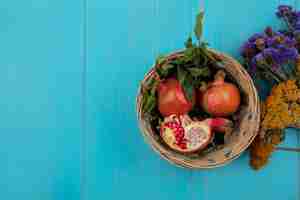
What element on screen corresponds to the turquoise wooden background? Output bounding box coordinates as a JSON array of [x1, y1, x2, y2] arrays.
[[0, 0, 299, 199]]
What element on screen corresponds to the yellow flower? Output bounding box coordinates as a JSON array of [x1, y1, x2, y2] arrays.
[[261, 80, 300, 130], [250, 129, 283, 170], [250, 80, 300, 170], [296, 56, 300, 73], [290, 102, 300, 125]]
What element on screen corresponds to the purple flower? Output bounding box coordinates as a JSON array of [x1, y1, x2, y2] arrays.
[[263, 48, 281, 62], [250, 57, 258, 74], [243, 41, 256, 49], [293, 30, 300, 41], [278, 45, 298, 61], [264, 26, 274, 37], [241, 41, 256, 58], [295, 21, 300, 30], [254, 53, 265, 64], [241, 5, 300, 82], [248, 33, 266, 43], [274, 31, 285, 37], [288, 48, 298, 59], [277, 5, 293, 17], [295, 11, 300, 18], [278, 5, 292, 11], [250, 53, 267, 74], [284, 37, 297, 47], [265, 35, 282, 47], [294, 11, 300, 23], [266, 37, 278, 47], [294, 30, 300, 36], [255, 38, 266, 50]]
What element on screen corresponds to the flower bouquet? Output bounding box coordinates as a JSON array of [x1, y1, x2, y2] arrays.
[[240, 5, 300, 170]]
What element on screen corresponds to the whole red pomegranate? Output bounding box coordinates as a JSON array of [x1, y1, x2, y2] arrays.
[[199, 70, 241, 117], [158, 78, 195, 117]]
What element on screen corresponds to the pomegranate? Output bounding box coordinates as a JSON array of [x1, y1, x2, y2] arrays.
[[199, 70, 241, 117], [158, 78, 195, 117], [160, 115, 233, 153]]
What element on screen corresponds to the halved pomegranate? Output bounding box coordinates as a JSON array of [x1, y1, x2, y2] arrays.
[[160, 115, 233, 153]]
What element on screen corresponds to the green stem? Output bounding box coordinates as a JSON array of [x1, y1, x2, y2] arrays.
[[262, 71, 281, 83], [283, 15, 294, 31], [257, 63, 285, 82], [199, 45, 216, 63], [276, 147, 300, 152]]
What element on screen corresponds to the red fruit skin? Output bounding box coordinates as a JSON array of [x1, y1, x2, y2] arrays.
[[201, 83, 241, 117], [204, 118, 234, 132], [158, 78, 195, 117]]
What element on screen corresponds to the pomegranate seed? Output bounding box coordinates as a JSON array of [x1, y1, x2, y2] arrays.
[[179, 143, 187, 149]]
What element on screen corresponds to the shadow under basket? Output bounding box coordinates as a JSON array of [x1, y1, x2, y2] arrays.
[[136, 49, 261, 169]]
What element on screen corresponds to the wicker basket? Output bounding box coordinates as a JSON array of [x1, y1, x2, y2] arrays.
[[136, 49, 260, 169]]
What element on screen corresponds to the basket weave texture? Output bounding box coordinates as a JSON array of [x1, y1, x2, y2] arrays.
[[136, 49, 261, 169]]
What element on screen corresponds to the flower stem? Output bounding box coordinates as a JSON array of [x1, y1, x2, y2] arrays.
[[276, 146, 300, 152], [283, 15, 294, 31], [257, 63, 286, 82]]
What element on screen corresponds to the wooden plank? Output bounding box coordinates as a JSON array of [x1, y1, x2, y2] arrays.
[[200, 0, 299, 199], [85, 0, 207, 199], [295, 1, 300, 199], [86, 0, 299, 199], [293, 1, 300, 198], [0, 1, 83, 199]]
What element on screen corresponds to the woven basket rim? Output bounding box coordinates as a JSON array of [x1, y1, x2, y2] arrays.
[[136, 49, 260, 169]]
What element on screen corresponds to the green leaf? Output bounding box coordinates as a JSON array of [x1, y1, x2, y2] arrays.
[[141, 77, 159, 115], [142, 91, 156, 114], [155, 55, 166, 66], [194, 11, 204, 41], [150, 80, 159, 95], [187, 67, 211, 77], [177, 66, 194, 102], [156, 63, 175, 78], [184, 47, 195, 59], [190, 47, 205, 67], [143, 77, 157, 90], [198, 47, 211, 65], [185, 36, 193, 48], [156, 67, 163, 78], [170, 58, 183, 66], [141, 91, 149, 111], [177, 65, 188, 83], [162, 63, 175, 72]]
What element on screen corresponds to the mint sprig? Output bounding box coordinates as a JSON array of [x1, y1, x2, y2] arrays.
[[194, 11, 204, 42], [141, 11, 217, 121]]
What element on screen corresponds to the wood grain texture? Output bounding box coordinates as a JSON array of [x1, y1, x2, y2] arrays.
[[0, 0, 298, 199], [0, 1, 83, 199], [294, 2, 300, 199], [197, 0, 299, 200], [86, 0, 299, 199], [85, 1, 205, 199]]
